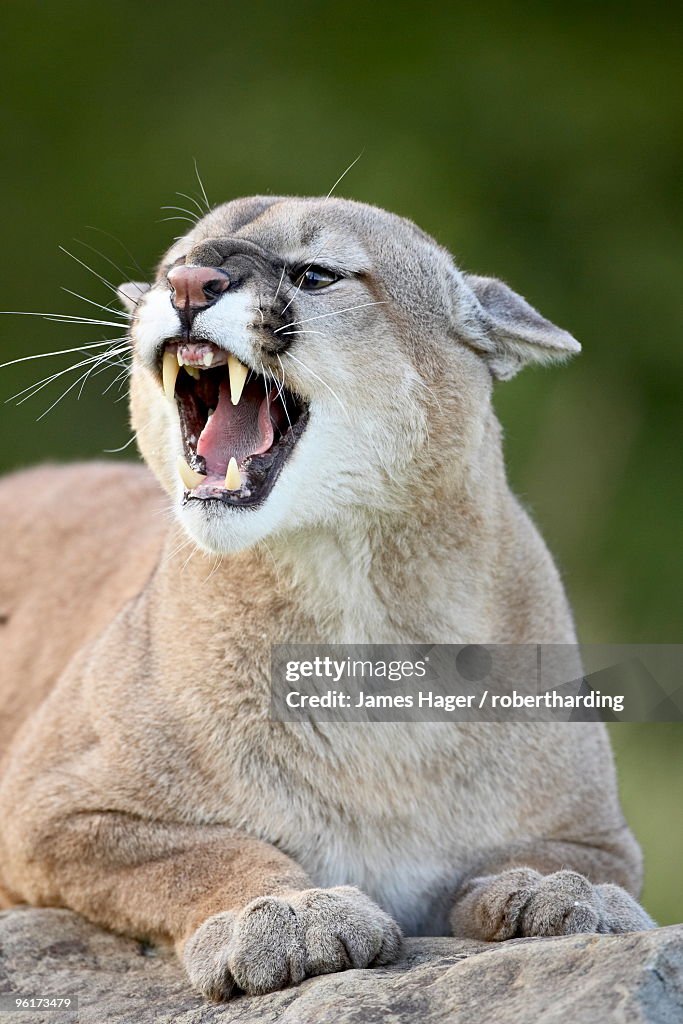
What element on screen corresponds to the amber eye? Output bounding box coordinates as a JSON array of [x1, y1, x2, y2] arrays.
[[293, 265, 340, 291]]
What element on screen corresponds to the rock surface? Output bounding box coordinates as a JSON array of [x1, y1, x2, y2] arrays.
[[0, 907, 681, 1023]]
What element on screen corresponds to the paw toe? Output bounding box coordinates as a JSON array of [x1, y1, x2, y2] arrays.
[[229, 896, 305, 994], [371, 916, 403, 965], [521, 871, 600, 936], [182, 911, 237, 1000], [595, 884, 657, 932], [296, 886, 403, 970]]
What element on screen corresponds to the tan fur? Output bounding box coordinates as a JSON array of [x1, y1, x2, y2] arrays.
[[0, 196, 652, 999]]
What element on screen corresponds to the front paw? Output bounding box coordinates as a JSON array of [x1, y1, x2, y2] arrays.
[[450, 868, 655, 941], [183, 885, 402, 1000]]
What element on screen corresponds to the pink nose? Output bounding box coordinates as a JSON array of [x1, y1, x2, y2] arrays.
[[167, 265, 230, 311]]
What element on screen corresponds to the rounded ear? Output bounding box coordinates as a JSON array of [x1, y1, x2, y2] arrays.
[[117, 281, 151, 315], [464, 274, 581, 381]]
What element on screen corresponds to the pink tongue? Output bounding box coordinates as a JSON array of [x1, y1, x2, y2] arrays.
[[197, 377, 274, 475]]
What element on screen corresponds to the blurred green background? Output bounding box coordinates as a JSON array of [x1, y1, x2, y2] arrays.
[[0, 2, 680, 924]]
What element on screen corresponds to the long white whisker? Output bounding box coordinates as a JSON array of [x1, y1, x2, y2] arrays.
[[58, 246, 124, 300], [273, 264, 287, 302], [17, 343, 129, 392], [204, 553, 224, 584], [0, 310, 125, 328], [88, 360, 131, 390], [259, 358, 271, 422], [412, 375, 443, 416], [100, 363, 132, 395], [0, 339, 127, 371], [182, 541, 201, 572], [194, 159, 210, 211], [73, 238, 135, 287], [284, 351, 350, 422], [325, 151, 363, 200], [271, 359, 285, 402], [76, 347, 126, 399], [161, 205, 200, 222], [160, 215, 197, 225], [279, 272, 307, 317], [167, 532, 192, 560], [84, 224, 147, 278], [96, 357, 131, 376], [35, 353, 127, 420], [9, 346, 129, 404], [279, 330, 324, 336], [75, 340, 132, 400], [103, 434, 137, 454], [60, 288, 129, 319], [263, 359, 289, 430], [8, 357, 103, 404], [40, 315, 124, 327], [257, 537, 283, 589], [275, 301, 386, 333], [174, 538, 196, 564], [34, 345, 131, 420], [274, 355, 293, 432], [176, 191, 205, 216]]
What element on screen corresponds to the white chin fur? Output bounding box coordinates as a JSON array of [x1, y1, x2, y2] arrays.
[[176, 493, 291, 555]]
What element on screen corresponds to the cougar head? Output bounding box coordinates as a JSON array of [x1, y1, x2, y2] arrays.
[[120, 196, 579, 554]]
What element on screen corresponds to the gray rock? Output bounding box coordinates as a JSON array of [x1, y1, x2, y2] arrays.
[[0, 907, 681, 1023]]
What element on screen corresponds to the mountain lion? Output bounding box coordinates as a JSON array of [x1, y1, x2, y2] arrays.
[[0, 196, 653, 1001]]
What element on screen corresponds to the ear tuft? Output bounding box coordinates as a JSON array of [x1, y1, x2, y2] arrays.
[[117, 281, 150, 315], [464, 274, 581, 381]]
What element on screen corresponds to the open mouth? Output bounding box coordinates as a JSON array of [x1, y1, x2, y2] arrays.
[[161, 340, 308, 507]]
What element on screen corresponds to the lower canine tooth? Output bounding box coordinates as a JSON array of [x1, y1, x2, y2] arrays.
[[185, 366, 200, 379], [177, 455, 206, 490], [225, 457, 241, 491], [227, 354, 249, 405], [162, 350, 180, 401]]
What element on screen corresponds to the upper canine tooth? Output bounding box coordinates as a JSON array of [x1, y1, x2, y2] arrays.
[[185, 366, 200, 379], [227, 354, 249, 405], [162, 350, 180, 401], [225, 456, 241, 491], [177, 455, 206, 490]]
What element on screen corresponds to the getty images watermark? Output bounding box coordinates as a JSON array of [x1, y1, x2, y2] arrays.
[[270, 645, 683, 723]]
